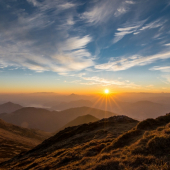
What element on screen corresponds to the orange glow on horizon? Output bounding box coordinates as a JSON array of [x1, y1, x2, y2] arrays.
[[0, 85, 170, 95]]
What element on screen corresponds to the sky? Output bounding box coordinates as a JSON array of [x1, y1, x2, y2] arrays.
[[0, 0, 170, 94]]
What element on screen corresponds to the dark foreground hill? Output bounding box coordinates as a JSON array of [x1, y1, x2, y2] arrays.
[[0, 115, 138, 169], [0, 119, 51, 163], [0, 107, 116, 132], [1, 113, 170, 169], [0, 102, 23, 114]]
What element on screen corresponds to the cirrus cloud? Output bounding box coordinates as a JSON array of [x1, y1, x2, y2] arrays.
[[95, 51, 170, 71]]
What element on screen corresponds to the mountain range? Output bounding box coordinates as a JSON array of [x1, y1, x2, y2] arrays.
[[51, 99, 92, 111], [0, 107, 116, 132], [1, 113, 170, 169], [1, 98, 170, 121], [51, 99, 170, 120]]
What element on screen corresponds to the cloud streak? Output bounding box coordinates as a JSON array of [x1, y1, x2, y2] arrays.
[[162, 75, 170, 84], [0, 0, 170, 92], [150, 66, 170, 72], [95, 51, 170, 71], [82, 0, 135, 25], [113, 18, 166, 43], [0, 0, 94, 73], [81, 76, 140, 88], [113, 24, 142, 43]]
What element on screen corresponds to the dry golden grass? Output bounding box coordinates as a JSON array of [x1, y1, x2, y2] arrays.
[[0, 119, 51, 163], [1, 114, 170, 169]]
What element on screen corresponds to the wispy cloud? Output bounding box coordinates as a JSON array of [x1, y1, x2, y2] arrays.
[[68, 73, 140, 88], [82, 0, 135, 25], [164, 43, 170, 46], [95, 51, 170, 71], [125, 1, 135, 4], [27, 0, 76, 10], [62, 72, 140, 88], [0, 34, 93, 73], [80, 76, 140, 88], [113, 24, 142, 43], [150, 66, 170, 72], [60, 36, 92, 51], [0, 0, 170, 91], [0, 1, 95, 73], [140, 19, 166, 31], [162, 75, 170, 83], [113, 18, 166, 43], [58, 2, 76, 9]]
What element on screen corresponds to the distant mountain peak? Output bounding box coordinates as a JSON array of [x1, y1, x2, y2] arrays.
[[0, 102, 23, 114], [3, 101, 14, 105], [69, 93, 77, 96]]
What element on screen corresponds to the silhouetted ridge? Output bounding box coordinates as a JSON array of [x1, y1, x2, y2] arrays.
[[51, 100, 93, 110], [0, 107, 116, 132], [0, 102, 23, 114], [57, 114, 99, 132]]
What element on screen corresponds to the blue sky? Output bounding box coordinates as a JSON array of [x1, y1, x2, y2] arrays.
[[0, 0, 170, 93]]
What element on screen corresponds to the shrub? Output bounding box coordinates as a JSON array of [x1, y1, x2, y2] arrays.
[[136, 119, 157, 130], [93, 160, 120, 170], [147, 136, 170, 156]]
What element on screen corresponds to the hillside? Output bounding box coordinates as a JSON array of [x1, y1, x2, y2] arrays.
[[0, 119, 51, 163], [0, 107, 116, 132], [1, 113, 170, 169], [57, 114, 99, 132], [0, 115, 138, 169], [0, 102, 23, 114]]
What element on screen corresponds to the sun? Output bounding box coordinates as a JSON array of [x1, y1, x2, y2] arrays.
[[104, 89, 109, 94]]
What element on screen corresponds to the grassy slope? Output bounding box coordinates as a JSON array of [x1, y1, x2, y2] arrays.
[[0, 116, 138, 169], [0, 119, 51, 163], [57, 114, 99, 132], [1, 113, 170, 169]]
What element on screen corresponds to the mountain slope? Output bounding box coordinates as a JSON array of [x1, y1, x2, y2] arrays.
[[0, 102, 23, 114], [0, 115, 138, 169], [1, 113, 170, 169], [0, 119, 51, 163], [57, 114, 99, 132], [0, 107, 60, 132], [0, 107, 116, 132]]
